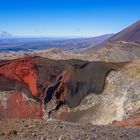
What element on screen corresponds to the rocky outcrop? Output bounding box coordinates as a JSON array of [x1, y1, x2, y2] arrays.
[[51, 60, 140, 126], [0, 56, 126, 119]]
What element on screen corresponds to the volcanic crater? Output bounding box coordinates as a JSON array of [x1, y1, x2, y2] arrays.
[[0, 56, 127, 120]]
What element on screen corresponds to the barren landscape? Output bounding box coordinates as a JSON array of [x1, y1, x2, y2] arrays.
[[1, 119, 140, 140], [0, 16, 140, 140]]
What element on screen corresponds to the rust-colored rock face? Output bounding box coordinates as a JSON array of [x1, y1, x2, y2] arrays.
[[0, 92, 43, 119], [113, 119, 140, 127], [0, 58, 38, 96], [0, 57, 126, 119]]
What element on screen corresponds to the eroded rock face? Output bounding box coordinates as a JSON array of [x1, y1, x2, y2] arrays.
[[52, 61, 140, 125], [0, 92, 43, 119], [0, 56, 126, 119]]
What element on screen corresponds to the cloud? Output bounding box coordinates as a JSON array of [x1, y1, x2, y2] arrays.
[[0, 31, 12, 38]]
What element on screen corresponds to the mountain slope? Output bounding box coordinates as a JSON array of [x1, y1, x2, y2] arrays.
[[84, 20, 140, 61], [85, 41, 140, 61], [109, 20, 140, 42]]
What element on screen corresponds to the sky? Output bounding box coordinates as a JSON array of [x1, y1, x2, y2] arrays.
[[0, 0, 140, 37]]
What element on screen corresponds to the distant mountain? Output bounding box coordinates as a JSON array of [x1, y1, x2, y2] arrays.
[[0, 31, 12, 38], [109, 20, 140, 43], [0, 34, 113, 52], [62, 34, 114, 50], [85, 20, 140, 61]]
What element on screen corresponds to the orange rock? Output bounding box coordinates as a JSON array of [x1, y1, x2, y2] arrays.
[[0, 58, 39, 97], [113, 119, 140, 127]]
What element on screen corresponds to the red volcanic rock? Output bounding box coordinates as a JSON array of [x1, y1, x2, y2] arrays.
[[0, 57, 38, 97], [113, 119, 140, 127], [0, 92, 43, 119]]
